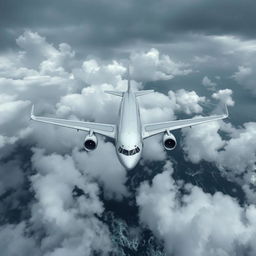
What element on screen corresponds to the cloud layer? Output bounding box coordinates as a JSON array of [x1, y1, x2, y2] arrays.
[[137, 162, 256, 256], [0, 29, 255, 256]]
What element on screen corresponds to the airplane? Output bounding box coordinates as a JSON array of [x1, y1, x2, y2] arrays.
[[30, 70, 228, 170]]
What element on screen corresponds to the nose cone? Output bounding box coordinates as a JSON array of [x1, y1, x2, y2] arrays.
[[119, 155, 140, 170]]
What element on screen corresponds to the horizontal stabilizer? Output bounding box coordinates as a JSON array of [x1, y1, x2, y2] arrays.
[[104, 91, 124, 97], [135, 90, 154, 97]]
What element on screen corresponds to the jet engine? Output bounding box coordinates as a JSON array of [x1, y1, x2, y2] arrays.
[[84, 134, 98, 151], [163, 132, 176, 151]]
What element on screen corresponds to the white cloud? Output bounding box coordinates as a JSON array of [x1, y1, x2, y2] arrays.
[[30, 148, 112, 255], [137, 162, 256, 256], [182, 120, 225, 163], [142, 135, 167, 162], [212, 89, 235, 106], [182, 121, 256, 175], [0, 94, 30, 127], [75, 59, 126, 86], [56, 85, 120, 123], [72, 141, 128, 199], [218, 122, 256, 175], [139, 89, 205, 126], [130, 48, 192, 81], [202, 76, 217, 90], [16, 30, 75, 73], [138, 91, 176, 124], [30, 123, 84, 154], [182, 120, 256, 203], [168, 89, 206, 115], [0, 94, 31, 150]]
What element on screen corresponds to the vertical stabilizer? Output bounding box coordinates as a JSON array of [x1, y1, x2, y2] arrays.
[[127, 65, 131, 93]]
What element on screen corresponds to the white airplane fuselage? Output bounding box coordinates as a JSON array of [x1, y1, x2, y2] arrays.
[[116, 91, 142, 169]]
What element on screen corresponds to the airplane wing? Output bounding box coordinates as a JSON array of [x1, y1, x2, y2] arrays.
[[142, 105, 228, 139], [30, 105, 116, 139]]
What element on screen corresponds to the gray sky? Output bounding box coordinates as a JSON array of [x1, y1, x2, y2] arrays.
[[1, 0, 256, 57]]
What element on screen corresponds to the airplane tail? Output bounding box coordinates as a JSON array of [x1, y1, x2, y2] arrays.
[[104, 65, 131, 97], [105, 64, 154, 97], [127, 65, 131, 93]]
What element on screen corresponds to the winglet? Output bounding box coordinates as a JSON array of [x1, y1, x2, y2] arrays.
[[224, 104, 229, 118], [30, 104, 35, 120], [219, 103, 229, 118]]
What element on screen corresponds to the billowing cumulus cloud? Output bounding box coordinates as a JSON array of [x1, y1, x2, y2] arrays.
[[30, 148, 112, 255], [182, 120, 225, 163], [137, 162, 256, 256], [142, 135, 167, 162], [212, 89, 234, 106], [72, 142, 128, 199], [168, 89, 205, 115], [182, 120, 256, 176], [182, 119, 256, 203], [130, 48, 192, 81], [139, 89, 205, 126]]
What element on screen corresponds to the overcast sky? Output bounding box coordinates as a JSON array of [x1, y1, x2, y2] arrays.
[[1, 1, 256, 255], [1, 0, 256, 57]]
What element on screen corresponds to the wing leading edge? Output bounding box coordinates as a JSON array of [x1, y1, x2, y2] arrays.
[[30, 105, 116, 139], [143, 105, 229, 139]]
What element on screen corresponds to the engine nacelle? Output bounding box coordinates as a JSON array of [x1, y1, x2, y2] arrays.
[[163, 132, 177, 151], [84, 134, 98, 151]]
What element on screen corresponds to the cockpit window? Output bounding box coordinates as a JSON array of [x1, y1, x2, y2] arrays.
[[118, 146, 140, 156], [123, 149, 129, 155]]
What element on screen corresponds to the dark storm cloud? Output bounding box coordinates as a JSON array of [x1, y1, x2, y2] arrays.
[[1, 0, 256, 56]]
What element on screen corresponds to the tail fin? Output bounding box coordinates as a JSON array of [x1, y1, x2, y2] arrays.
[[127, 65, 131, 93]]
